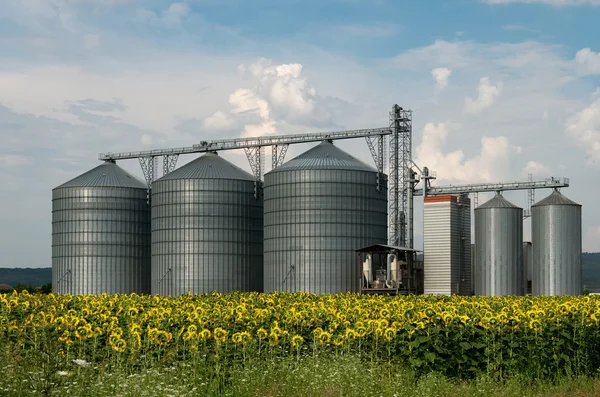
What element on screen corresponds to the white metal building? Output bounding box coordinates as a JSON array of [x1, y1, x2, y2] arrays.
[[423, 195, 471, 295]]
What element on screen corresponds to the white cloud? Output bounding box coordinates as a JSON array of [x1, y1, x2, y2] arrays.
[[394, 40, 473, 70], [414, 122, 522, 184], [202, 111, 235, 130], [482, 0, 600, 5], [135, 2, 190, 27], [0, 155, 31, 167], [431, 67, 452, 89], [197, 58, 340, 139], [83, 34, 101, 49], [574, 48, 600, 74], [465, 77, 502, 113], [566, 98, 600, 164], [522, 160, 552, 177]]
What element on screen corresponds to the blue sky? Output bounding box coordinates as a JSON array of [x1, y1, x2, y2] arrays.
[[1, 0, 600, 267]]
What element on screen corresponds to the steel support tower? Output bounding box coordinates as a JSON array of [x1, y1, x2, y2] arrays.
[[388, 105, 413, 247]]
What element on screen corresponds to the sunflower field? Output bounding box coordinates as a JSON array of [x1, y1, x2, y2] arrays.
[[1, 291, 600, 385]]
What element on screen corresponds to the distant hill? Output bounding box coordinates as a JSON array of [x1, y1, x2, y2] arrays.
[[583, 252, 600, 292], [0, 268, 51, 288], [0, 254, 599, 292]]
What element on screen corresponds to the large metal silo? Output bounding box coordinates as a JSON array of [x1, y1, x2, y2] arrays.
[[263, 140, 388, 294], [474, 193, 523, 296], [532, 189, 582, 296], [151, 152, 263, 296], [52, 161, 151, 294]]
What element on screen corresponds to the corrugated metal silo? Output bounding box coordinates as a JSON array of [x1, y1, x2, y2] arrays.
[[151, 152, 263, 296], [52, 161, 151, 294], [474, 193, 523, 296], [263, 140, 387, 294], [532, 189, 582, 296]]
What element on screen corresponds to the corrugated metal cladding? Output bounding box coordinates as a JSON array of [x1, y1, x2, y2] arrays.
[[263, 141, 387, 294], [52, 161, 151, 295], [423, 195, 470, 296], [474, 194, 523, 296], [457, 196, 472, 295], [532, 189, 582, 296], [151, 152, 263, 296], [523, 242, 532, 295]]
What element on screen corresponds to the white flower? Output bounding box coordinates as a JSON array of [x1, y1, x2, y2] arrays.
[[56, 371, 69, 376], [72, 359, 90, 368]]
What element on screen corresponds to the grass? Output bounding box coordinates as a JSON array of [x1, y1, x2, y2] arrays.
[[1, 350, 599, 397]]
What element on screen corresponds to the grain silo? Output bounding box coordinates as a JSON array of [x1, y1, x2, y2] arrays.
[[423, 195, 471, 296], [151, 152, 263, 296], [474, 193, 523, 296], [532, 189, 582, 296], [52, 161, 151, 295], [263, 140, 387, 294]]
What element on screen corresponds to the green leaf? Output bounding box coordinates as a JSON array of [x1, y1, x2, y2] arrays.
[[409, 357, 424, 368], [460, 342, 472, 350], [471, 341, 486, 349], [424, 352, 436, 362]]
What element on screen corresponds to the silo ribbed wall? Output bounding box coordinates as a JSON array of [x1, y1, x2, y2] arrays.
[[151, 153, 263, 296], [532, 190, 582, 296], [474, 195, 523, 296], [52, 162, 151, 294], [263, 141, 388, 294]]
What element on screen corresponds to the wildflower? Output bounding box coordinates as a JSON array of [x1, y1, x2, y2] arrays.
[[72, 359, 90, 368]]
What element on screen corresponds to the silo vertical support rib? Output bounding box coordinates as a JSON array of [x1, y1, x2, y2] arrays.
[[244, 147, 264, 199]]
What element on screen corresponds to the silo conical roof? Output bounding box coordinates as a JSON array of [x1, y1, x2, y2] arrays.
[[55, 161, 147, 189], [476, 193, 520, 209], [156, 152, 254, 181], [532, 189, 580, 207], [268, 140, 376, 173]]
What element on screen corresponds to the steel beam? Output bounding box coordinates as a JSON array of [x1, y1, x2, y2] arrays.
[[271, 144, 289, 169], [99, 128, 391, 161], [162, 154, 179, 176], [414, 177, 569, 196]]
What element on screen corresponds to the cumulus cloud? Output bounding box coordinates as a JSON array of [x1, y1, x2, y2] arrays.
[[482, 0, 600, 5], [465, 77, 502, 113], [199, 58, 339, 138], [431, 67, 452, 89], [414, 122, 522, 184], [566, 98, 600, 164], [522, 160, 552, 177], [202, 111, 235, 130], [574, 48, 600, 74]]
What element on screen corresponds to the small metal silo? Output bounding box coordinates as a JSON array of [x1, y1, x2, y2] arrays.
[[474, 193, 523, 296], [532, 189, 582, 296], [151, 152, 263, 296], [52, 161, 151, 295], [263, 140, 388, 294]]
